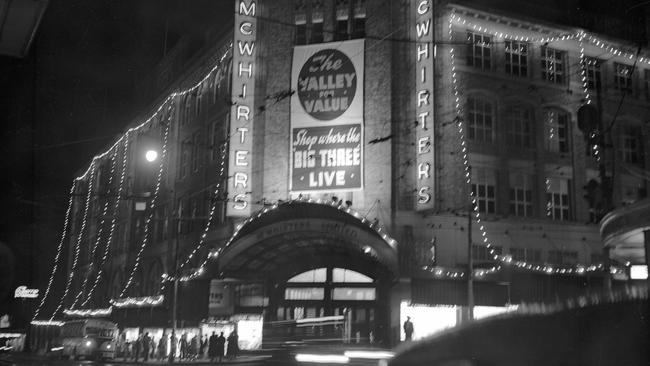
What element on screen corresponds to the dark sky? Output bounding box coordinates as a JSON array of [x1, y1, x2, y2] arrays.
[[0, 0, 231, 314]]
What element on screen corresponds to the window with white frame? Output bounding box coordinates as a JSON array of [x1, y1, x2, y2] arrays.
[[621, 125, 643, 164], [510, 247, 541, 262], [311, 12, 324, 43], [467, 96, 494, 143], [505, 105, 533, 148], [544, 109, 570, 153], [467, 32, 491, 70], [505, 41, 528, 77], [509, 172, 533, 217], [335, 0, 349, 41], [540, 47, 565, 84], [295, 0, 307, 45], [471, 167, 496, 214], [548, 250, 578, 264], [584, 57, 602, 90], [614, 62, 633, 93], [545, 177, 570, 221]]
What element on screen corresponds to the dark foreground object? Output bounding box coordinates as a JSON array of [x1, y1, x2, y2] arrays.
[[390, 290, 648, 366]]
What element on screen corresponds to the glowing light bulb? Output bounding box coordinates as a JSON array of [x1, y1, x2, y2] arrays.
[[145, 150, 159, 162]]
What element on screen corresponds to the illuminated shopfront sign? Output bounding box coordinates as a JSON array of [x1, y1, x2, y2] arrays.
[[228, 0, 257, 216], [290, 39, 364, 193], [414, 0, 435, 210], [14, 286, 39, 299]]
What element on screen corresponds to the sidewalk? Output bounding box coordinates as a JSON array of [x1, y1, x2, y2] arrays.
[[111, 355, 272, 365]]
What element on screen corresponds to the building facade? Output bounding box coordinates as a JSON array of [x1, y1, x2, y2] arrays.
[[32, 0, 649, 351]]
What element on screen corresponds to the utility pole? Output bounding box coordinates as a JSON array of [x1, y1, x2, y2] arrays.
[[467, 204, 474, 321]]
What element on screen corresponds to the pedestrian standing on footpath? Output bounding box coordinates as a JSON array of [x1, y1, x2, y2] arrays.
[[169, 331, 177, 363], [180, 333, 188, 360], [142, 332, 151, 361], [199, 335, 206, 359], [403, 316, 414, 341], [208, 332, 217, 361], [134, 334, 142, 362], [226, 331, 239, 360], [157, 333, 167, 361], [216, 332, 226, 362], [190, 335, 198, 360]]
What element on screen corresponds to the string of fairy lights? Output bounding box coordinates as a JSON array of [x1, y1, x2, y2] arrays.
[[32, 181, 78, 321], [81, 137, 130, 307], [435, 11, 629, 279], [70, 149, 117, 309], [118, 104, 172, 298], [31, 44, 232, 323], [50, 161, 97, 320], [33, 11, 648, 321]]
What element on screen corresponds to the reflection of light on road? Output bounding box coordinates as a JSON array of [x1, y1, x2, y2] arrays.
[[344, 350, 394, 359], [295, 353, 350, 363]]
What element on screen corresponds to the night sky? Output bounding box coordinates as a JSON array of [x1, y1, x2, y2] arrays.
[[0, 0, 231, 315]]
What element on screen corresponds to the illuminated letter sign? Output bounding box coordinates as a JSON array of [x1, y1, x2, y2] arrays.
[[227, 0, 256, 216], [14, 286, 39, 298], [290, 39, 365, 193], [414, 0, 434, 209]]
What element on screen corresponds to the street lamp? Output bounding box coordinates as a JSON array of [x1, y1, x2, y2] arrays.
[[145, 149, 159, 163]]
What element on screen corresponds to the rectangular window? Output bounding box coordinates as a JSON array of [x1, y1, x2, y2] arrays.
[[505, 41, 528, 77], [295, 20, 307, 45], [505, 106, 532, 148], [509, 173, 533, 217], [179, 139, 190, 179], [548, 250, 578, 265], [471, 168, 496, 214], [467, 32, 491, 70], [584, 57, 602, 90], [331, 288, 375, 301], [285, 287, 324, 300], [546, 177, 570, 221], [352, 0, 366, 39], [510, 247, 541, 262], [472, 245, 502, 261], [467, 96, 494, 143], [191, 132, 202, 172], [311, 19, 324, 43], [540, 47, 565, 84], [614, 63, 633, 93], [621, 126, 642, 164], [544, 110, 570, 153], [183, 95, 192, 125]]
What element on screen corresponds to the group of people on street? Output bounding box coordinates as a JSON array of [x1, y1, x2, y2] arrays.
[[118, 329, 239, 363]]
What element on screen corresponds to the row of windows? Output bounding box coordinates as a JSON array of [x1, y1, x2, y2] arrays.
[[294, 0, 366, 45], [466, 31, 650, 100], [472, 245, 594, 265], [465, 96, 645, 163], [178, 116, 227, 180], [470, 168, 571, 221]]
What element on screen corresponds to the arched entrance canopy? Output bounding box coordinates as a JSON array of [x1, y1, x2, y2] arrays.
[[213, 200, 399, 280]]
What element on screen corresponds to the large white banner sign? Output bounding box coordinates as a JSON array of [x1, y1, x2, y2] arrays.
[[290, 39, 364, 193]]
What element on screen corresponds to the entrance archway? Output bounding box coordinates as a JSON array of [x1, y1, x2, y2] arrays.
[[210, 200, 398, 345]]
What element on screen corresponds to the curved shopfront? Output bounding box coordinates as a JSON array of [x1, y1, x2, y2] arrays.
[[206, 200, 398, 346]]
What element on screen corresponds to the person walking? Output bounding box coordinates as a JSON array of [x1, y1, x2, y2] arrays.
[[208, 332, 217, 361], [403, 316, 414, 341], [226, 331, 239, 360], [134, 334, 142, 362], [142, 332, 151, 361], [216, 332, 226, 362], [190, 335, 198, 360], [180, 333, 188, 360]]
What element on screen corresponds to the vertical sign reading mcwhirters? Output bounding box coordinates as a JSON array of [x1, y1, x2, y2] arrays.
[[414, 0, 435, 210], [227, 0, 256, 216], [290, 39, 364, 193]]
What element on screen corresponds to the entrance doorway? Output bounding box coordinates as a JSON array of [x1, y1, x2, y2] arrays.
[[269, 267, 380, 344]]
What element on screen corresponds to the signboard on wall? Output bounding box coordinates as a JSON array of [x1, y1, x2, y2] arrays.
[[209, 280, 234, 316], [290, 39, 364, 193], [414, 0, 435, 210], [227, 0, 257, 216]]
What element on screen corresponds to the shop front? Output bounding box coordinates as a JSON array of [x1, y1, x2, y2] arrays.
[[207, 200, 399, 347]]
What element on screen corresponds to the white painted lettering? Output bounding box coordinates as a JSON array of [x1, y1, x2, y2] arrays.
[[234, 172, 248, 188], [417, 90, 429, 107], [235, 150, 249, 166], [240, 21, 253, 35], [418, 162, 430, 179], [417, 0, 430, 15], [418, 111, 429, 129], [233, 194, 248, 210], [238, 41, 255, 56], [237, 105, 250, 120], [238, 0, 256, 16], [418, 186, 431, 204], [417, 43, 429, 61], [237, 127, 249, 144], [418, 136, 431, 154], [416, 19, 430, 38], [238, 62, 253, 78]]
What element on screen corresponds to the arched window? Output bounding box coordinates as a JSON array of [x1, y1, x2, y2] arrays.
[[466, 95, 495, 143], [287, 268, 327, 283], [505, 105, 533, 148]]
